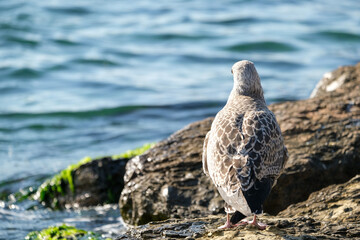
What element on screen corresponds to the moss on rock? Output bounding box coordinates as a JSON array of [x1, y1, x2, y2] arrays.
[[35, 156, 93, 208], [112, 143, 155, 159], [25, 224, 111, 240], [34, 143, 155, 208]]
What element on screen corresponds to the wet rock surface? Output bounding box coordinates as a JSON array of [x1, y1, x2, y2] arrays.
[[34, 143, 153, 209], [119, 118, 222, 225], [117, 175, 360, 239], [65, 157, 128, 207], [38, 157, 129, 208], [119, 62, 360, 225], [266, 62, 360, 213]]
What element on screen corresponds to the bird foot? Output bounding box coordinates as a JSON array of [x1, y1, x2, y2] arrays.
[[236, 217, 267, 230], [218, 213, 236, 229], [218, 221, 234, 229]]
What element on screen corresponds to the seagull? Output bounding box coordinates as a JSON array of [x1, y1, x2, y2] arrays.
[[202, 60, 288, 229]]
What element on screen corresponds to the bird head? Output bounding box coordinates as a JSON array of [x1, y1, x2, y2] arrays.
[[231, 60, 264, 100]]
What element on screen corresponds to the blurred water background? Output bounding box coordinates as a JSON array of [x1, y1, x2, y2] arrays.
[[1, 0, 360, 239]]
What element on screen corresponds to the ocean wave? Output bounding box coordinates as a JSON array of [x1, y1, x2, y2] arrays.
[[132, 33, 216, 41], [197, 16, 258, 25], [224, 41, 298, 52], [0, 101, 224, 119], [256, 59, 304, 70], [8, 68, 41, 78], [0, 123, 68, 133], [45, 6, 92, 15], [107, 49, 141, 58], [71, 57, 119, 66], [4, 35, 39, 47], [52, 38, 81, 46], [0, 86, 28, 94], [0, 23, 32, 32], [178, 54, 237, 64], [316, 30, 360, 41]]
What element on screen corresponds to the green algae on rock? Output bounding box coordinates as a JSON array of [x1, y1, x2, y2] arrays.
[[34, 143, 155, 209], [33, 158, 88, 208], [25, 224, 111, 240], [112, 143, 155, 159]]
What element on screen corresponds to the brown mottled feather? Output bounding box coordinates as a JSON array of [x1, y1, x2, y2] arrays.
[[203, 60, 288, 215]]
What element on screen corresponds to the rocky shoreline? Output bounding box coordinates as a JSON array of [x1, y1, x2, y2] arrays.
[[22, 62, 360, 239], [119, 61, 360, 224], [117, 175, 360, 239], [117, 62, 360, 239]]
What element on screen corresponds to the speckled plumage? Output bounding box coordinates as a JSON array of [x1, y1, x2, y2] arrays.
[[203, 60, 288, 219]]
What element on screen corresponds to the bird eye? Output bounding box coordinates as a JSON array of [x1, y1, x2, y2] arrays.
[[231, 69, 233, 74]]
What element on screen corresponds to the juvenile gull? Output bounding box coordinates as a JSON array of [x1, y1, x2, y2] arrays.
[[203, 60, 288, 229]]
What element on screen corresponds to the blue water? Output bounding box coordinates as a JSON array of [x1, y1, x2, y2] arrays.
[[1, 0, 360, 239]]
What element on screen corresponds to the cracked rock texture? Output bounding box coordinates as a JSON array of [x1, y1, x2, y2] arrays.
[[118, 175, 360, 239], [119, 62, 360, 225]]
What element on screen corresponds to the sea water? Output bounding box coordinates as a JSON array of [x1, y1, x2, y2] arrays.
[[0, 0, 360, 238]]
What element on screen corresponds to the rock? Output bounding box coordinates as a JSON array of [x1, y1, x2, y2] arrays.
[[63, 157, 128, 208], [278, 175, 360, 226], [34, 143, 154, 209], [310, 62, 360, 98], [117, 175, 360, 239], [36, 156, 129, 209], [119, 118, 222, 225], [119, 62, 360, 225], [265, 61, 360, 213]]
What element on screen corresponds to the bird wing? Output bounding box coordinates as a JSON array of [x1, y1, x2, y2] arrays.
[[237, 110, 286, 190], [202, 131, 210, 176], [214, 109, 286, 194]]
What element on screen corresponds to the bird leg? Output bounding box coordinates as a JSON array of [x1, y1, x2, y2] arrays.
[[218, 213, 234, 229], [236, 215, 267, 230]]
